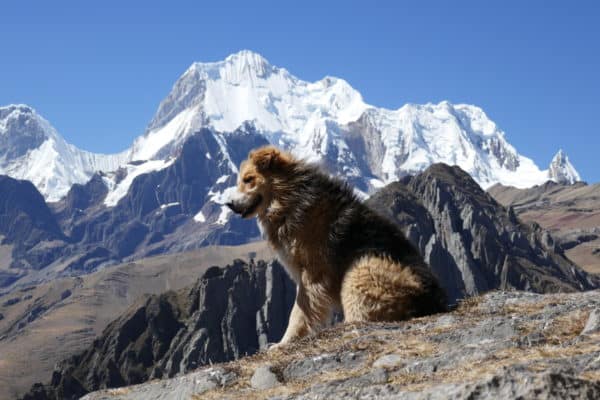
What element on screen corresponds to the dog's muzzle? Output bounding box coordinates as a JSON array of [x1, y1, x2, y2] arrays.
[[226, 194, 262, 218]]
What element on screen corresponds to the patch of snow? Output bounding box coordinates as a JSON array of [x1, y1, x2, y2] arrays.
[[216, 175, 230, 184], [548, 149, 581, 184], [216, 206, 231, 225], [160, 202, 180, 209], [193, 210, 206, 223], [208, 186, 238, 205], [103, 158, 175, 207]]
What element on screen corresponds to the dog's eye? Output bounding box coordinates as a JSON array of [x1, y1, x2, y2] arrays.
[[243, 176, 255, 184]]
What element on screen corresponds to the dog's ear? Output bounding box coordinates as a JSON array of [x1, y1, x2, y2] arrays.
[[250, 146, 292, 172]]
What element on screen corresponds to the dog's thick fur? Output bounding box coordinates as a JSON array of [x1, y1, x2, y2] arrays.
[[227, 146, 447, 347]]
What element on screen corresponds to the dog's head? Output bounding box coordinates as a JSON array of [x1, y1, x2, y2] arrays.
[[226, 146, 293, 219]]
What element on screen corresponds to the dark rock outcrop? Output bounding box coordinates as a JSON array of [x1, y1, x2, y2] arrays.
[[22, 259, 295, 400], [0, 105, 48, 161], [0, 175, 66, 275], [366, 164, 599, 303]]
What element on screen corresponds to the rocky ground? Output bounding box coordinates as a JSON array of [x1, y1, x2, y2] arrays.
[[80, 289, 600, 400]]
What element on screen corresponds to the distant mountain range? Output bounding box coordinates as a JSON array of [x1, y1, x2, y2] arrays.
[[0, 50, 590, 291], [0, 51, 581, 205]]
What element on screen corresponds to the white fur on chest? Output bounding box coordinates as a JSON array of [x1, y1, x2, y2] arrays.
[[258, 218, 302, 283], [276, 239, 301, 283]]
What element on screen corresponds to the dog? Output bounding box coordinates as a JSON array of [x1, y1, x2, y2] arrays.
[[226, 146, 447, 347]]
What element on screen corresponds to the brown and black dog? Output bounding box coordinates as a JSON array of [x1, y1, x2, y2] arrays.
[[227, 146, 447, 348]]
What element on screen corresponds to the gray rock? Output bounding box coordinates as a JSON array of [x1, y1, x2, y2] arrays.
[[80, 367, 236, 400], [582, 308, 600, 335], [373, 354, 404, 368], [283, 352, 365, 381], [250, 365, 281, 390]]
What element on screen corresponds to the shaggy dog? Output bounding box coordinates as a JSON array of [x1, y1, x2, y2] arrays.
[[227, 146, 447, 347]]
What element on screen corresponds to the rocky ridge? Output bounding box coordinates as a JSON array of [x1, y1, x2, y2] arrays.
[[367, 164, 599, 303]]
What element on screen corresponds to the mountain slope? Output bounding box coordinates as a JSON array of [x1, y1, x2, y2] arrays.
[[489, 181, 600, 274], [81, 290, 600, 400], [0, 105, 128, 201], [0, 128, 267, 290], [0, 175, 67, 286]]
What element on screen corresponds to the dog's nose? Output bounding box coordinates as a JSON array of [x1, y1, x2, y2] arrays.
[[225, 202, 235, 211]]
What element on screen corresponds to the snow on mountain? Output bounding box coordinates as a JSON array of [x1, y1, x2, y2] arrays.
[[128, 50, 570, 195], [548, 149, 581, 184], [0, 104, 128, 201], [1, 51, 583, 204]]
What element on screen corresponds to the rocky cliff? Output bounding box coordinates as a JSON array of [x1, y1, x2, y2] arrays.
[[0, 175, 67, 286], [366, 164, 599, 303], [22, 259, 295, 400]]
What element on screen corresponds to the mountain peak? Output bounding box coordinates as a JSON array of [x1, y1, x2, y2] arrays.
[[0, 103, 128, 201], [0, 103, 58, 160], [0, 103, 35, 117], [188, 50, 276, 82], [548, 149, 581, 184], [224, 49, 270, 67]]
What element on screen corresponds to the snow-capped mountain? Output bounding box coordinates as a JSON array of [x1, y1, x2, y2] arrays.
[[548, 149, 581, 184], [127, 50, 576, 195], [0, 50, 582, 204], [0, 105, 128, 201]]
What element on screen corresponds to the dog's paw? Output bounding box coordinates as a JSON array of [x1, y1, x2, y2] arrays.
[[267, 341, 286, 352]]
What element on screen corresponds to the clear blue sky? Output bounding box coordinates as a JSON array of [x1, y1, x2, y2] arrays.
[[2, 1, 599, 182]]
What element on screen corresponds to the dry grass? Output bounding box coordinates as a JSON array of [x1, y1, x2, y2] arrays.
[[193, 320, 441, 399], [502, 296, 557, 316], [453, 294, 484, 316], [543, 309, 590, 344], [581, 370, 600, 382]]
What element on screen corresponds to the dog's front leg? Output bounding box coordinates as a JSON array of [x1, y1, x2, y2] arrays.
[[271, 282, 332, 350]]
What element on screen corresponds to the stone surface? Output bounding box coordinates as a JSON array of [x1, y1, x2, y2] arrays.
[[582, 308, 600, 335], [76, 289, 600, 400], [250, 365, 281, 390], [372, 354, 404, 368]]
